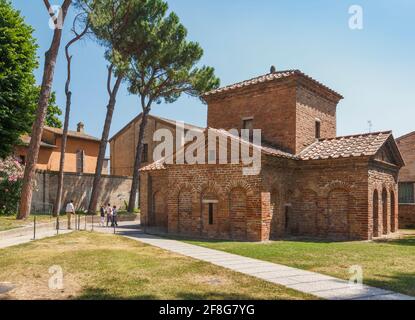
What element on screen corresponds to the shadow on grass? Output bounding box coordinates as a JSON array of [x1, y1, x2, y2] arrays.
[[76, 287, 157, 300], [374, 236, 415, 247], [139, 228, 415, 247], [139, 227, 360, 245], [76, 287, 283, 300], [364, 272, 415, 297]]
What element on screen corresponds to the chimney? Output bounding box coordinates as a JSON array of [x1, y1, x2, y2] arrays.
[[77, 122, 85, 133], [270, 65, 276, 73]]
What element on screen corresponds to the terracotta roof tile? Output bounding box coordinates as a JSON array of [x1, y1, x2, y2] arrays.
[[209, 128, 296, 160], [203, 69, 343, 99], [44, 126, 101, 142], [140, 159, 166, 171], [140, 128, 297, 171], [19, 135, 56, 148], [109, 114, 203, 142], [299, 131, 392, 161]]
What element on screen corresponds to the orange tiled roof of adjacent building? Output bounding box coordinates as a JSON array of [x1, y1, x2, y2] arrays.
[[19, 134, 56, 148], [43, 126, 101, 142]]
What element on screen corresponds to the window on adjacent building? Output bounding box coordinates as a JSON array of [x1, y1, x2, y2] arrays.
[[242, 118, 254, 141], [76, 150, 85, 173], [315, 120, 321, 139], [243, 118, 253, 130], [399, 182, 415, 204], [142, 144, 149, 163], [208, 203, 214, 225]]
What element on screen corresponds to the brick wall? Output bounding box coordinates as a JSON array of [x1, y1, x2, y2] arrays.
[[295, 86, 337, 152], [140, 155, 399, 241], [368, 163, 399, 237], [262, 157, 371, 240], [32, 171, 132, 213], [140, 164, 265, 241], [399, 205, 415, 228], [396, 133, 415, 228], [397, 133, 415, 181], [110, 116, 197, 177], [206, 78, 340, 154], [110, 116, 160, 177], [207, 80, 297, 153]]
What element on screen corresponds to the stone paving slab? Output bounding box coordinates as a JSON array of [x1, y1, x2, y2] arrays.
[[254, 269, 311, 280], [0, 229, 72, 249], [119, 230, 414, 301], [357, 293, 415, 300], [288, 279, 352, 293], [287, 274, 335, 283], [313, 285, 398, 300]]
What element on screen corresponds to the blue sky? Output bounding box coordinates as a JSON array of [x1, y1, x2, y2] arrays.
[[11, 0, 415, 141]]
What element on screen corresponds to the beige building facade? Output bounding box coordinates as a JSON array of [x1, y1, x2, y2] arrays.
[[109, 114, 202, 177], [15, 123, 108, 175]]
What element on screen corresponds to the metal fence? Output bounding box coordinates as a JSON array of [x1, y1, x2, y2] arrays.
[[30, 212, 118, 240], [30, 201, 54, 215]]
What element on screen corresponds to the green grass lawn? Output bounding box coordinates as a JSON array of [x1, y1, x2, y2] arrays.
[[184, 230, 415, 297], [0, 214, 54, 232], [0, 232, 312, 300]]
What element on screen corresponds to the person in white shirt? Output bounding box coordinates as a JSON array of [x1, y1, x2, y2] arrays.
[[100, 205, 106, 227], [65, 200, 75, 229], [106, 204, 113, 227]]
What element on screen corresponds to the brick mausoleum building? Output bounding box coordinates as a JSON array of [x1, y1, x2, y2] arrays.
[[139, 69, 404, 241], [396, 132, 415, 228]]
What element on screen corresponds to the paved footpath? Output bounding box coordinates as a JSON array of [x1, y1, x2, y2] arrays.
[[0, 228, 72, 249], [97, 223, 414, 301]]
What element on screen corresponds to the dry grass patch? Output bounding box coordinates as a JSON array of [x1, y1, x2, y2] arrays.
[[0, 232, 312, 300], [0, 215, 53, 232]]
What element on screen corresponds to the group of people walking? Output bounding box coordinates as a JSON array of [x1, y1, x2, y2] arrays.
[[64, 200, 118, 229], [100, 204, 118, 227]]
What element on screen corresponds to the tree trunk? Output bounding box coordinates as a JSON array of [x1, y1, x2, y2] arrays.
[[127, 106, 151, 213], [18, 0, 72, 220], [54, 22, 89, 216], [87, 70, 123, 214]]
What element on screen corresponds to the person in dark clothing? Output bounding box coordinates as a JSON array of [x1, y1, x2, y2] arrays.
[[100, 205, 105, 227]]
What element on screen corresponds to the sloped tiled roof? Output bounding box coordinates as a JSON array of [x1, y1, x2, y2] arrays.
[[43, 126, 101, 142], [140, 159, 167, 171], [155, 116, 204, 132], [298, 131, 393, 161], [140, 130, 405, 171], [210, 128, 296, 159], [19, 135, 56, 148], [203, 69, 343, 99], [140, 128, 296, 171], [109, 113, 203, 142]]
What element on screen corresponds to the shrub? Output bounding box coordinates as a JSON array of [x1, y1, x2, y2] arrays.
[[0, 157, 24, 215]]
